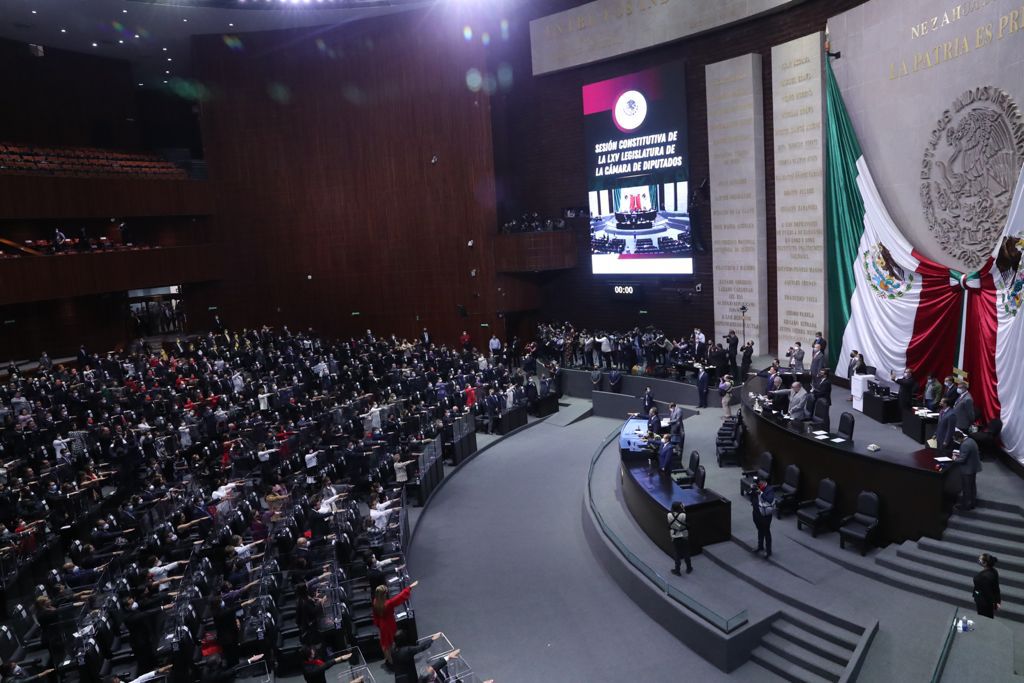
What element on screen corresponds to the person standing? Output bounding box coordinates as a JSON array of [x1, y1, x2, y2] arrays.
[[891, 369, 918, 411], [641, 386, 655, 414], [740, 341, 754, 379], [953, 382, 975, 431], [749, 480, 775, 558], [809, 343, 825, 379], [488, 334, 501, 358], [668, 402, 683, 438], [953, 428, 981, 512], [935, 398, 956, 452], [725, 331, 739, 376], [697, 367, 709, 409], [786, 342, 805, 372], [301, 647, 352, 683], [973, 553, 1001, 619], [668, 501, 692, 575], [372, 580, 418, 669], [923, 375, 942, 411], [719, 375, 734, 419]]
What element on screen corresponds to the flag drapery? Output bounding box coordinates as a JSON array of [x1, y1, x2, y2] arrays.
[[825, 58, 1024, 461]]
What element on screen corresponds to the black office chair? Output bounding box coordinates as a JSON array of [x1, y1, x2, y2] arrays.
[[695, 465, 706, 491], [775, 464, 801, 519], [837, 412, 855, 441], [839, 490, 881, 555], [740, 451, 773, 496], [716, 415, 745, 467], [796, 478, 838, 537], [809, 399, 830, 433], [673, 451, 700, 487]]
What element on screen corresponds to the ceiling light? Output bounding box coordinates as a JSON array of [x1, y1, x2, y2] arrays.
[[162, 47, 167, 51], [92, 42, 98, 47], [163, 80, 168, 84], [118, 40, 124, 44], [165, 70, 170, 74], [138, 82, 143, 86], [60, 28, 66, 33], [122, 9, 128, 14], [183, 18, 188, 23], [31, 9, 37, 14], [229, 23, 234, 27], [168, 57, 172, 61]]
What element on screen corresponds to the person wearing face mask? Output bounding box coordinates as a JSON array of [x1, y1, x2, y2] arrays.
[[953, 381, 975, 431], [120, 594, 172, 675]]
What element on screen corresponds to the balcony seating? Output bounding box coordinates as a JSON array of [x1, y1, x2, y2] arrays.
[[0, 141, 187, 180]]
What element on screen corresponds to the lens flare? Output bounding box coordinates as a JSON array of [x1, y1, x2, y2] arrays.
[[462, 26, 473, 41], [497, 63, 513, 90], [481, 32, 490, 46], [267, 82, 292, 104], [500, 19, 510, 40], [465, 68, 482, 92], [222, 35, 244, 51]]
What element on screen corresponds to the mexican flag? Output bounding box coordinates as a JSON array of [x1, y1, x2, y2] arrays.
[[825, 57, 1024, 460]]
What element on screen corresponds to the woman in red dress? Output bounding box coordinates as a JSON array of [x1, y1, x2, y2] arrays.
[[372, 580, 418, 667]]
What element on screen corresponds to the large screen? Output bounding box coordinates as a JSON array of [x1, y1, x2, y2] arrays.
[[583, 63, 691, 276]]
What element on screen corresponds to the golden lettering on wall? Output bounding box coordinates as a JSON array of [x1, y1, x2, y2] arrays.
[[542, 0, 671, 40], [890, 4, 1024, 80]]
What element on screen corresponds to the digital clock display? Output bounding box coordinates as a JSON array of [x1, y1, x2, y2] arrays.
[[614, 285, 634, 295], [611, 283, 642, 298]]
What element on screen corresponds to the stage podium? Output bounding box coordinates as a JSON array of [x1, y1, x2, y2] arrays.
[[851, 374, 870, 412]]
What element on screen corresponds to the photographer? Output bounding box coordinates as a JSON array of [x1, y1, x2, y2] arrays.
[[786, 342, 805, 372]]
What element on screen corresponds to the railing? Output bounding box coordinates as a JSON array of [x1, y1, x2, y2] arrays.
[[929, 607, 962, 683], [586, 426, 749, 633]]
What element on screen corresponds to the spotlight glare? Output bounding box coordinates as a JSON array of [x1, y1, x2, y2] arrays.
[[463, 26, 472, 41]]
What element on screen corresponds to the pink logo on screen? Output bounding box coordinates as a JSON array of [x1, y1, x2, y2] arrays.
[[613, 90, 647, 132]]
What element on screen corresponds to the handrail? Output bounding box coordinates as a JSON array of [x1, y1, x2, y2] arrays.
[[586, 426, 749, 633], [929, 607, 961, 683]]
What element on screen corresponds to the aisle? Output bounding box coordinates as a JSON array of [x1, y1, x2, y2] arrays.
[[407, 418, 740, 682]]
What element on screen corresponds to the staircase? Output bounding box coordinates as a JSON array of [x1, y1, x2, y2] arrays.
[[751, 610, 862, 683], [821, 499, 1024, 623]]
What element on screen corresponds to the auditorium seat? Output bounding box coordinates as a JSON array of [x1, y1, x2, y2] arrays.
[[838, 490, 881, 555], [809, 398, 830, 432], [837, 412, 855, 441], [673, 450, 700, 488], [695, 465, 706, 491], [716, 415, 744, 467], [775, 464, 801, 519], [796, 477, 838, 537], [740, 451, 772, 496]]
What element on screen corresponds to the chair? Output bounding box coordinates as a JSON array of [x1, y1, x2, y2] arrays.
[[839, 491, 881, 555], [716, 414, 745, 467], [837, 412, 855, 441], [695, 465, 706, 491], [741, 451, 772, 496], [775, 464, 801, 519], [672, 450, 699, 488], [796, 478, 838, 537], [809, 398, 830, 433]]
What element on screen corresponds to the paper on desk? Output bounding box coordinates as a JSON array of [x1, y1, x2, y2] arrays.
[[830, 437, 846, 443], [934, 456, 953, 463], [812, 430, 828, 436], [815, 435, 830, 440]]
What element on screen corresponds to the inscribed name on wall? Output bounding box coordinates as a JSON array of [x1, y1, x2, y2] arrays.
[[706, 53, 769, 353], [772, 32, 826, 354]]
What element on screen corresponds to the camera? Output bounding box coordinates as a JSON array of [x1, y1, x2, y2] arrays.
[[739, 305, 748, 313]]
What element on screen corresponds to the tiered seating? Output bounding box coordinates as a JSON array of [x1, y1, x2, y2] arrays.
[[657, 235, 692, 254], [0, 142, 187, 180]]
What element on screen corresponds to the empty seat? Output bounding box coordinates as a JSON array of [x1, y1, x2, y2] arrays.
[[809, 398, 830, 433], [673, 450, 699, 488], [837, 412, 855, 441], [839, 491, 881, 555], [796, 478, 838, 537], [775, 464, 801, 519], [740, 451, 772, 496]]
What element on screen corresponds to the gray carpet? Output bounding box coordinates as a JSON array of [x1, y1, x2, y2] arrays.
[[406, 419, 744, 682]]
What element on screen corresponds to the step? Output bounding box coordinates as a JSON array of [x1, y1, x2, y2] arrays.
[[977, 498, 1024, 515], [898, 545, 1024, 590], [918, 537, 1024, 574], [957, 506, 1024, 527], [947, 516, 1024, 543], [761, 632, 845, 681], [750, 646, 832, 683], [875, 552, 1024, 603], [942, 529, 1024, 559], [777, 610, 860, 652], [770, 618, 854, 667]]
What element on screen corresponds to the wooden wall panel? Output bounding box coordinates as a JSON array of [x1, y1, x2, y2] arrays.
[[193, 10, 502, 347], [0, 175, 213, 220], [494, 232, 577, 273], [0, 246, 220, 306], [490, 0, 867, 344]]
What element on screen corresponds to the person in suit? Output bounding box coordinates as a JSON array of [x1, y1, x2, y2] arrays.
[[301, 647, 352, 683], [657, 436, 675, 474], [809, 343, 825, 379], [668, 402, 683, 437], [749, 480, 775, 558], [953, 382, 975, 431], [740, 341, 754, 379], [696, 368, 709, 409], [786, 342, 805, 372], [590, 368, 603, 393], [953, 428, 981, 511], [934, 398, 956, 452], [973, 553, 1001, 618], [420, 328, 430, 347], [943, 375, 958, 404], [391, 631, 442, 683], [813, 331, 827, 356], [641, 386, 655, 413], [646, 407, 660, 436], [891, 368, 917, 411], [847, 351, 859, 379], [811, 368, 832, 405], [725, 331, 739, 376], [790, 382, 812, 420], [608, 368, 622, 393]]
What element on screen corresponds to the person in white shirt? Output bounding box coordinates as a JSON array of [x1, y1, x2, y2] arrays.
[[393, 453, 417, 484], [488, 335, 501, 357], [369, 497, 401, 530], [147, 558, 180, 581], [695, 328, 706, 345], [316, 491, 347, 515]]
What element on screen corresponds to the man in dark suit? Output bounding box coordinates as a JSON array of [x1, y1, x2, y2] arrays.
[[813, 331, 827, 356], [725, 331, 739, 376], [953, 429, 981, 511], [811, 368, 832, 405], [943, 375, 958, 404], [608, 368, 622, 393], [934, 398, 955, 452], [740, 341, 754, 379], [953, 383, 975, 431], [809, 343, 825, 379], [891, 369, 918, 411], [696, 369, 709, 409], [642, 386, 655, 413]]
